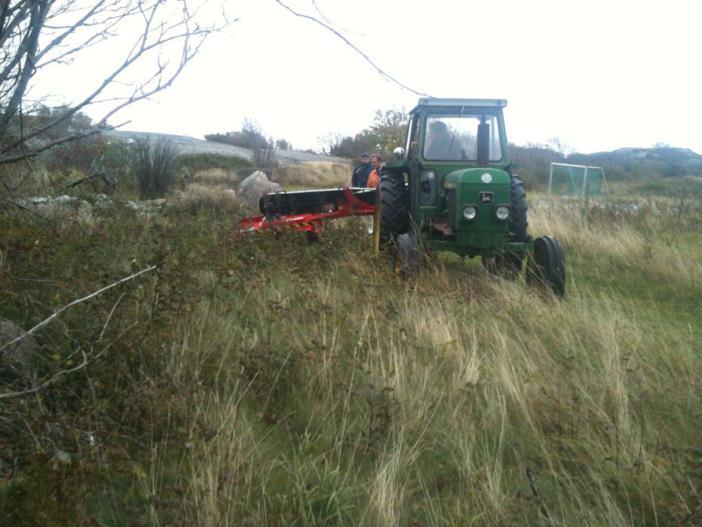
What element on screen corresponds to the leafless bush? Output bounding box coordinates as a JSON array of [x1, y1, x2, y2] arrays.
[[253, 142, 278, 171]]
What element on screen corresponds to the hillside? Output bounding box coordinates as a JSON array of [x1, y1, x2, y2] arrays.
[[570, 146, 702, 179], [105, 130, 349, 166], [510, 144, 702, 189]]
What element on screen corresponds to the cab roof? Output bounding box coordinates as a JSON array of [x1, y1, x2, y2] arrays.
[[410, 98, 507, 114]]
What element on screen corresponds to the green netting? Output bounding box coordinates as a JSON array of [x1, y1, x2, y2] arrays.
[[550, 165, 606, 196]]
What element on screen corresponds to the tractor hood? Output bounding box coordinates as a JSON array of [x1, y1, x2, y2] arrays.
[[442, 168, 511, 248], [443, 167, 511, 189]]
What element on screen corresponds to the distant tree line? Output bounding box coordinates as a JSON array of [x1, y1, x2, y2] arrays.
[[205, 120, 290, 150], [510, 141, 568, 188], [205, 120, 277, 150], [320, 109, 408, 159]]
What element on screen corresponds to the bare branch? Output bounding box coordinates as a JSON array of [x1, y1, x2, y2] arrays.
[[0, 0, 231, 166], [273, 0, 429, 97], [0, 350, 91, 400], [35, 1, 107, 63], [310, 0, 362, 36], [0, 265, 157, 354]]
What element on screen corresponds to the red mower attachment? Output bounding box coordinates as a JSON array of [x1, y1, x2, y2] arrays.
[[239, 187, 377, 236]]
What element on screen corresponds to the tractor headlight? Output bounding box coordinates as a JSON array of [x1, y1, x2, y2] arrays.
[[496, 206, 510, 221], [463, 206, 477, 221]]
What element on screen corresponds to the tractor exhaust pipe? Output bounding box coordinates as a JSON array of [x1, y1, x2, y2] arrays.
[[477, 117, 490, 167]]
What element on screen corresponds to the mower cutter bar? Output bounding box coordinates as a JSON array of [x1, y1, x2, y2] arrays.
[[238, 187, 376, 234]]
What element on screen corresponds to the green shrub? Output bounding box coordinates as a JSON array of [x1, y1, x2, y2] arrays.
[[131, 138, 178, 198]]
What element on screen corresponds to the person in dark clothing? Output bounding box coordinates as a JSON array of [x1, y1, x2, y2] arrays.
[[351, 153, 372, 187], [425, 120, 463, 160]]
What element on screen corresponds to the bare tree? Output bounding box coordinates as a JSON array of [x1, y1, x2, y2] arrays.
[[0, 0, 230, 167]]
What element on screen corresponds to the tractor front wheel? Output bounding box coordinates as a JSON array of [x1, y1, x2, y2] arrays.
[[526, 236, 566, 297], [482, 176, 528, 278]]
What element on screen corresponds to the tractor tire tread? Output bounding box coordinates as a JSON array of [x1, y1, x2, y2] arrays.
[[379, 172, 409, 244], [509, 175, 528, 243], [527, 235, 566, 297], [489, 175, 528, 276]]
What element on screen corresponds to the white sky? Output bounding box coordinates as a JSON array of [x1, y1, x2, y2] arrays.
[[40, 0, 702, 154]]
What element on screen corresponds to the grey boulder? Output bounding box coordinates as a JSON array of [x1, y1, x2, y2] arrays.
[[238, 171, 282, 208]]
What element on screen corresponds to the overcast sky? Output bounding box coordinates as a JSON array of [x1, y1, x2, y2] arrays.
[[44, 0, 702, 154]]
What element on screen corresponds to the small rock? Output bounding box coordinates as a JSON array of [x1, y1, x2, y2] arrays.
[[94, 194, 113, 210], [54, 195, 77, 205], [18, 195, 95, 227], [55, 450, 71, 464], [76, 201, 95, 226], [26, 197, 49, 205]]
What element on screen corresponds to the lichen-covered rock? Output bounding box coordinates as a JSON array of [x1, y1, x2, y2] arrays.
[[94, 193, 114, 209], [238, 171, 282, 208], [18, 195, 95, 226]]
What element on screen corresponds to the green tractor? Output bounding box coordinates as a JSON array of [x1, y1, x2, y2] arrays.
[[379, 98, 565, 295]]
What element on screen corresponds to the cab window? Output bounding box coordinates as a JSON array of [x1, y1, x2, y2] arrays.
[[423, 114, 502, 161]]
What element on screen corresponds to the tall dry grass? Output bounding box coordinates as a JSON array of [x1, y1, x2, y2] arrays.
[[148, 197, 701, 525], [274, 161, 351, 188], [2, 191, 700, 525]]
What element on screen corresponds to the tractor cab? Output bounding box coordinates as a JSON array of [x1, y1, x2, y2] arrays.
[[383, 99, 518, 258], [405, 98, 508, 168]]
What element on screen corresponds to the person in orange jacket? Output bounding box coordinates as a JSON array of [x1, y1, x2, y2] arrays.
[[367, 153, 382, 188]]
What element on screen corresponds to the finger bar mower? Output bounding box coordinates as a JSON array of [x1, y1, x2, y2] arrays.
[[239, 187, 378, 237]]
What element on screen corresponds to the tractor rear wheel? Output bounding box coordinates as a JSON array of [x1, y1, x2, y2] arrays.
[[481, 175, 528, 277], [379, 172, 409, 245], [526, 236, 566, 297]]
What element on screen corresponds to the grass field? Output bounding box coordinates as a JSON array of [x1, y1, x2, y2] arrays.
[[1, 180, 701, 525]]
